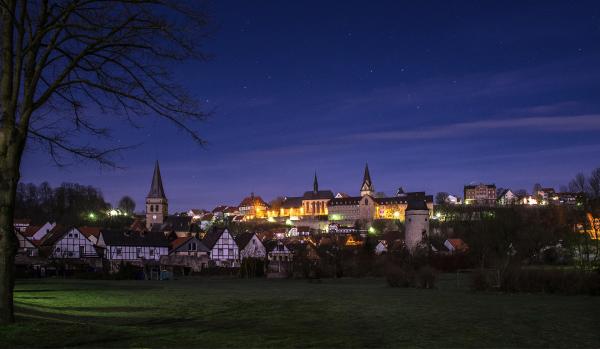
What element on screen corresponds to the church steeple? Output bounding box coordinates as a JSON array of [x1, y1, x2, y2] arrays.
[[148, 161, 166, 198], [313, 171, 319, 194], [146, 161, 168, 229], [360, 163, 374, 197]]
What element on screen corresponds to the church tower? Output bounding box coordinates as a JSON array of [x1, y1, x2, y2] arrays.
[[360, 163, 374, 197], [313, 171, 319, 194], [146, 161, 168, 229]]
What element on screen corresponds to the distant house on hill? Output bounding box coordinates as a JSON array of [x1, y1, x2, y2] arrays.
[[202, 229, 239, 267], [497, 189, 518, 205], [236, 232, 266, 260]]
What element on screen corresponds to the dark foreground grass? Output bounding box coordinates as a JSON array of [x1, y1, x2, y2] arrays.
[[1, 274, 599, 348]]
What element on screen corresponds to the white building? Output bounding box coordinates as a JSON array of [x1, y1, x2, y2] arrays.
[[236, 232, 266, 260], [202, 229, 239, 267], [97, 230, 170, 262], [44, 227, 102, 259]]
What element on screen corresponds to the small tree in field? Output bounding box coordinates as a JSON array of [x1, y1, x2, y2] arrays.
[[0, 0, 211, 324]]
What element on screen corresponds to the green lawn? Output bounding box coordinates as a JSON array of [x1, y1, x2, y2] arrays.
[[1, 275, 599, 348]]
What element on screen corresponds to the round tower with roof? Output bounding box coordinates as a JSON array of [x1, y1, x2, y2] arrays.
[[405, 197, 430, 252]]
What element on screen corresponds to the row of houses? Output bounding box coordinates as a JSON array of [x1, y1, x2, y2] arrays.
[[14, 219, 306, 273], [458, 184, 582, 206]]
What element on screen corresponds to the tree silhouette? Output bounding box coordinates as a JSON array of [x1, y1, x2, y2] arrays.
[[0, 0, 210, 323]]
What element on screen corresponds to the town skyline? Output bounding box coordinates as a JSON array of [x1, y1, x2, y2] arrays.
[[17, 0, 600, 210]]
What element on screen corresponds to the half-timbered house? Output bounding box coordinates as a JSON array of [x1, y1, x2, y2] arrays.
[[235, 232, 266, 260], [202, 229, 239, 267], [97, 230, 170, 264]]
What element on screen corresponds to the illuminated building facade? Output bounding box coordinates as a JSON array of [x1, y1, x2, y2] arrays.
[[464, 183, 496, 206], [267, 173, 334, 219], [238, 193, 269, 220], [328, 164, 433, 224]]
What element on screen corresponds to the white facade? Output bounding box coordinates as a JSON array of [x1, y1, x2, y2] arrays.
[[51, 228, 100, 259], [239, 235, 266, 259], [103, 245, 168, 261], [208, 230, 239, 267], [15, 231, 38, 256], [405, 209, 430, 252], [374, 241, 388, 255]]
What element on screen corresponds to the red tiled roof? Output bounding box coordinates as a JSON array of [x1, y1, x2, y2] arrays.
[[238, 195, 268, 207], [171, 236, 192, 250], [79, 226, 101, 239], [447, 238, 469, 252], [22, 225, 42, 237]]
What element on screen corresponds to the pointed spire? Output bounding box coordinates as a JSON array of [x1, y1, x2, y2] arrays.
[[360, 163, 374, 196], [313, 171, 319, 194], [147, 161, 166, 198], [363, 163, 372, 184]]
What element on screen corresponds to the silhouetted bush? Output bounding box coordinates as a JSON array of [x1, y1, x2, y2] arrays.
[[470, 269, 494, 291], [415, 266, 437, 289], [385, 262, 415, 287], [472, 267, 600, 295]]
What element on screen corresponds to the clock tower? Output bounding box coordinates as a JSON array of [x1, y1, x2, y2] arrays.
[[146, 161, 168, 229]]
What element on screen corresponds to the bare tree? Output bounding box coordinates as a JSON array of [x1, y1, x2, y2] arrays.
[[0, 0, 210, 323], [588, 168, 600, 199], [569, 173, 587, 194], [117, 195, 135, 214]]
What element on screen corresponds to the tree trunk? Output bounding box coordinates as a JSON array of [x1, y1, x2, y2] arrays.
[[0, 157, 19, 324]]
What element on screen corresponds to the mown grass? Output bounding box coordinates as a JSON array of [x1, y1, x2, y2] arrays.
[[1, 274, 599, 348]]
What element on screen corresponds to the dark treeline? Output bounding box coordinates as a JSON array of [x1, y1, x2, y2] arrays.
[[15, 182, 110, 225]]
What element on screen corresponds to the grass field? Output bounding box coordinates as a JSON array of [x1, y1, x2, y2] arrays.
[[1, 275, 599, 348]]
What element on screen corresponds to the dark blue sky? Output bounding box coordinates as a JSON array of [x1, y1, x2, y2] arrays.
[[21, 0, 600, 212]]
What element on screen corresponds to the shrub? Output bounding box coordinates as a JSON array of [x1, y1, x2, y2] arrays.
[[385, 263, 415, 288], [470, 269, 492, 291], [496, 267, 600, 295], [415, 266, 437, 289]]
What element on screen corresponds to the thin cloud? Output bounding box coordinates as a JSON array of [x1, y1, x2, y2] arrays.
[[346, 115, 600, 141]]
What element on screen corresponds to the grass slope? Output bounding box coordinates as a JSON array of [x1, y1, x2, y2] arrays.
[[1, 275, 599, 348]]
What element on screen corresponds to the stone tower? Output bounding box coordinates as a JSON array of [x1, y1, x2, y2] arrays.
[[405, 198, 430, 252], [146, 161, 168, 229], [360, 163, 374, 197]]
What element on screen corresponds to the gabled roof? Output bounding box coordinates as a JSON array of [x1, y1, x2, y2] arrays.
[[79, 226, 101, 239], [239, 194, 269, 208], [223, 206, 239, 213], [202, 229, 230, 249], [302, 190, 334, 200], [170, 236, 209, 253], [281, 197, 303, 208], [22, 225, 42, 237], [328, 196, 362, 206], [235, 232, 257, 249], [40, 225, 68, 246], [406, 198, 429, 211], [189, 209, 207, 215], [147, 161, 166, 199], [446, 238, 469, 252], [100, 230, 170, 247], [212, 205, 228, 213]]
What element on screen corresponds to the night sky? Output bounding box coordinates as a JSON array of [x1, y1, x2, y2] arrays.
[[20, 1, 600, 212]]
